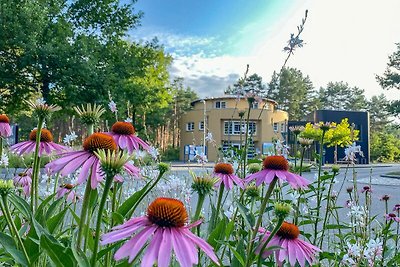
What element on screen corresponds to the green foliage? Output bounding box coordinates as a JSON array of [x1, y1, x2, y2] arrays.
[[160, 146, 180, 161], [317, 81, 367, 111], [268, 67, 317, 120], [377, 42, 400, 90], [226, 73, 267, 97], [370, 130, 400, 162]]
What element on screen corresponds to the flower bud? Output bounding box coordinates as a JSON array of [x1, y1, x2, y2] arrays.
[[191, 175, 216, 196], [248, 163, 261, 174], [245, 185, 260, 199], [0, 179, 14, 195], [158, 162, 170, 175], [274, 202, 292, 219]]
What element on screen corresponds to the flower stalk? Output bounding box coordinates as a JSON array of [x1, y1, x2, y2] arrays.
[[245, 177, 278, 267], [31, 116, 44, 210], [0, 192, 30, 265]]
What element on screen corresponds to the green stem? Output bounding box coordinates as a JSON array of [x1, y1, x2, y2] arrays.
[[111, 182, 118, 227], [84, 188, 95, 252], [245, 177, 278, 267], [313, 132, 325, 244], [256, 218, 284, 267], [396, 210, 399, 255], [91, 174, 113, 266], [31, 117, 44, 210], [53, 173, 60, 195], [87, 124, 94, 136], [319, 171, 338, 247], [1, 194, 31, 266], [213, 184, 225, 229], [193, 193, 206, 222], [127, 169, 167, 218], [76, 180, 92, 249], [293, 147, 306, 225], [242, 104, 252, 178], [382, 220, 393, 263]]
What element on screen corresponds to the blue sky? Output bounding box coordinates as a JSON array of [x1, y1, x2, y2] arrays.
[[131, 0, 400, 100]]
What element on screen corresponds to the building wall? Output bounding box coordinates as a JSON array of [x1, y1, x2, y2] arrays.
[[287, 110, 370, 164], [179, 97, 289, 162]]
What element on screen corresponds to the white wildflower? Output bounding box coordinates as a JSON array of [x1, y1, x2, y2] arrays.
[[35, 98, 46, 105], [63, 131, 78, 145], [108, 101, 117, 113], [205, 132, 214, 142], [344, 142, 364, 162], [124, 117, 133, 123], [0, 153, 9, 167], [148, 146, 159, 160]]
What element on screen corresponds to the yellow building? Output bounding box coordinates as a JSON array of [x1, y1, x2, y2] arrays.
[[179, 96, 289, 162]]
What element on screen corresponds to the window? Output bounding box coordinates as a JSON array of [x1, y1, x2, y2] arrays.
[[199, 121, 204, 130], [280, 123, 286, 132], [186, 122, 194, 131], [251, 102, 259, 109], [273, 123, 278, 132], [224, 121, 257, 135], [215, 101, 226, 109]]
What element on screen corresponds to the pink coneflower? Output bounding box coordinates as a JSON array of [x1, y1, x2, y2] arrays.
[[0, 114, 12, 138], [213, 163, 244, 190], [361, 185, 372, 193], [393, 204, 400, 212], [109, 122, 150, 153], [101, 197, 220, 266], [245, 156, 310, 189], [46, 133, 140, 189], [10, 129, 68, 156], [256, 221, 321, 267], [56, 184, 78, 203], [385, 213, 400, 222], [13, 169, 32, 196], [380, 194, 390, 201]]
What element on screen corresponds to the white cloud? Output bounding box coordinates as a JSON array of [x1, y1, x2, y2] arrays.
[[136, 1, 400, 101]]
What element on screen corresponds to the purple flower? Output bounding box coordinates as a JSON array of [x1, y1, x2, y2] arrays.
[[10, 129, 68, 156], [393, 204, 400, 212], [13, 169, 32, 196], [256, 222, 321, 267], [385, 213, 400, 222], [108, 122, 150, 154], [46, 133, 140, 189], [101, 197, 219, 266], [361, 186, 372, 193], [0, 114, 11, 138], [246, 156, 309, 189], [213, 163, 244, 190], [56, 184, 78, 203]]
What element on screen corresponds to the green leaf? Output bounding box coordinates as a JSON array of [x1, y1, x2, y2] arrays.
[[47, 207, 68, 234], [207, 217, 226, 250], [40, 235, 75, 267], [236, 202, 255, 229], [36, 193, 56, 219], [46, 197, 64, 219], [71, 236, 90, 267], [0, 232, 29, 266], [117, 181, 151, 218], [226, 242, 245, 267], [88, 189, 98, 216], [8, 193, 31, 219], [68, 206, 80, 225], [326, 224, 351, 230], [111, 212, 124, 226], [225, 220, 235, 238]]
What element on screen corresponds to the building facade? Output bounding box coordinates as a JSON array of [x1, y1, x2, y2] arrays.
[[179, 96, 288, 162], [287, 110, 370, 164]]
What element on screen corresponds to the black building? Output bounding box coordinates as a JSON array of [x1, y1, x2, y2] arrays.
[[287, 110, 370, 164]]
